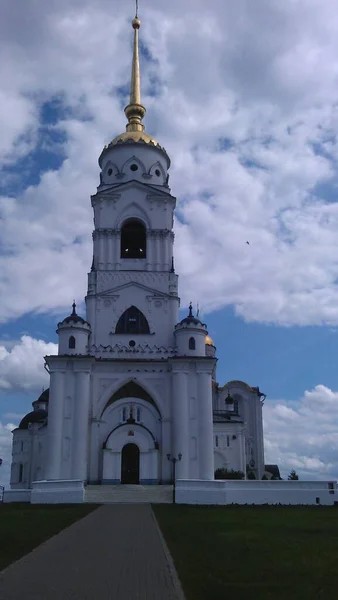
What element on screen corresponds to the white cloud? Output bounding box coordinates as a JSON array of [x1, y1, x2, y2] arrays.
[[0, 336, 57, 391], [264, 384, 338, 480], [1, 0, 338, 325]]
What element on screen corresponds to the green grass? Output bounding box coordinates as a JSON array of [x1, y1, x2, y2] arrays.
[[0, 503, 98, 571], [154, 505, 338, 600]]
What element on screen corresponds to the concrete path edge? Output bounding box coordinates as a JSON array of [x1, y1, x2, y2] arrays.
[[150, 507, 186, 600]]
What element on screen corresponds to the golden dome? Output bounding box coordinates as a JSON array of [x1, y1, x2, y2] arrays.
[[205, 335, 214, 346], [107, 130, 162, 149]]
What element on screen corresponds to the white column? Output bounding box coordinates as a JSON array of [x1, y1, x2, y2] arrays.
[[107, 232, 113, 269], [115, 231, 121, 269], [102, 449, 113, 482], [71, 371, 91, 481], [239, 428, 246, 476], [45, 371, 65, 480], [197, 371, 214, 480], [98, 233, 104, 269], [163, 233, 169, 270], [89, 420, 100, 483], [155, 233, 160, 272], [147, 233, 153, 271], [172, 370, 189, 479]]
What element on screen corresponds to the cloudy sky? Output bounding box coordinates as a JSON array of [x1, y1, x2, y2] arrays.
[[1, 0, 338, 485]]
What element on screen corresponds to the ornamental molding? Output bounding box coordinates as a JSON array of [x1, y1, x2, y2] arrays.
[[90, 343, 177, 356], [96, 271, 172, 293]]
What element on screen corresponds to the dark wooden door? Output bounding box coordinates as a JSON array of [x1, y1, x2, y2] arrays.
[[121, 443, 140, 484]]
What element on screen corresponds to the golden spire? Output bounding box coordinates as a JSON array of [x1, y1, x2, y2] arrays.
[[125, 2, 146, 133]]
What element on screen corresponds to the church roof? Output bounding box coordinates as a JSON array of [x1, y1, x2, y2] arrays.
[[58, 302, 90, 328], [32, 388, 49, 407], [177, 303, 206, 328], [265, 465, 281, 479], [19, 409, 48, 430]]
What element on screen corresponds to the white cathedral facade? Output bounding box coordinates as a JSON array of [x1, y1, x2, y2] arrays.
[[10, 14, 266, 497]]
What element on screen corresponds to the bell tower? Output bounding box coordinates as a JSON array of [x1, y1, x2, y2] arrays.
[[85, 12, 179, 355]]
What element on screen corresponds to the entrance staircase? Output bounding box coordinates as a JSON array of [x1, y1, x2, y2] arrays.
[[84, 484, 173, 504]]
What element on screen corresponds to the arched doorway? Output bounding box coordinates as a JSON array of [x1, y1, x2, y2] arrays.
[[121, 443, 140, 484]]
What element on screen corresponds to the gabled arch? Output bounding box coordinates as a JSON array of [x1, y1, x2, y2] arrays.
[[148, 161, 165, 183], [101, 380, 161, 417], [97, 376, 165, 420], [116, 202, 150, 229], [103, 160, 119, 183], [115, 305, 150, 334], [121, 155, 146, 176]]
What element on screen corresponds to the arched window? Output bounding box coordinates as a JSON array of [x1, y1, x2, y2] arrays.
[[189, 337, 196, 350], [115, 306, 150, 335], [18, 463, 23, 483], [69, 336, 76, 349], [121, 219, 146, 259]]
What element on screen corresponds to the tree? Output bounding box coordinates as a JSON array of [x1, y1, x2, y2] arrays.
[[214, 468, 245, 480], [288, 469, 299, 480]]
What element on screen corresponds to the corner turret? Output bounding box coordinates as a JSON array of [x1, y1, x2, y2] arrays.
[[56, 302, 91, 355]]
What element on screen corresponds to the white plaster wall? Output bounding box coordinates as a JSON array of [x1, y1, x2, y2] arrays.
[[98, 143, 170, 187], [31, 480, 84, 504], [176, 479, 338, 506], [175, 327, 206, 357], [10, 430, 31, 489], [91, 279, 179, 349], [213, 423, 245, 474], [58, 326, 90, 356], [3, 490, 31, 503]]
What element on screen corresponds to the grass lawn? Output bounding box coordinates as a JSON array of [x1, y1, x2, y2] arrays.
[[154, 505, 338, 600], [0, 503, 98, 572]]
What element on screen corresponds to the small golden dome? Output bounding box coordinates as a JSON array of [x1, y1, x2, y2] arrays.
[[205, 335, 214, 346], [108, 130, 161, 148]]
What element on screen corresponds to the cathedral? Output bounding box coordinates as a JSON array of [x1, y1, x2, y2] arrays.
[[10, 12, 266, 498]]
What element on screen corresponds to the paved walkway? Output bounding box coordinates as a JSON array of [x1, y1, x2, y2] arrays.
[[0, 505, 185, 600]]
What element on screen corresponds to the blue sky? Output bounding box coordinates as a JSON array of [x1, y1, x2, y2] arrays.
[[1, 0, 338, 484]]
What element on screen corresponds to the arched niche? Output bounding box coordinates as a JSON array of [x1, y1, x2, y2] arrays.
[[121, 155, 146, 176], [121, 219, 146, 259], [68, 336, 76, 349], [101, 380, 160, 417], [115, 305, 150, 334], [96, 376, 166, 422]]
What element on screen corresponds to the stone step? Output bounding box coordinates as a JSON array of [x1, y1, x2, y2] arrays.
[[84, 484, 173, 504]]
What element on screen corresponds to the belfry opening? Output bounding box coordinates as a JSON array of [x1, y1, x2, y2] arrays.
[[121, 219, 146, 259]]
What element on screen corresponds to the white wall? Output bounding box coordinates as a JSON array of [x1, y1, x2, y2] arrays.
[[176, 479, 338, 506], [31, 480, 84, 504], [3, 489, 31, 503]]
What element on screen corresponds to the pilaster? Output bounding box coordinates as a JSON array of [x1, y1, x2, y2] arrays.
[[197, 370, 214, 480], [71, 367, 92, 481], [45, 370, 65, 480], [172, 367, 189, 479]]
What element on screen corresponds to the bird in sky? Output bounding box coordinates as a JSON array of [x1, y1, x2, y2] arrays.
[[246, 241, 250, 245]]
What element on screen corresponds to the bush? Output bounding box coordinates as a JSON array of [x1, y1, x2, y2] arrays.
[[214, 468, 245, 480]]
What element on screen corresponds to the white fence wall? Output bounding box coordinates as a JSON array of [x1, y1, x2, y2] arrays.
[[30, 480, 84, 504], [3, 489, 31, 503], [176, 479, 338, 506]]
